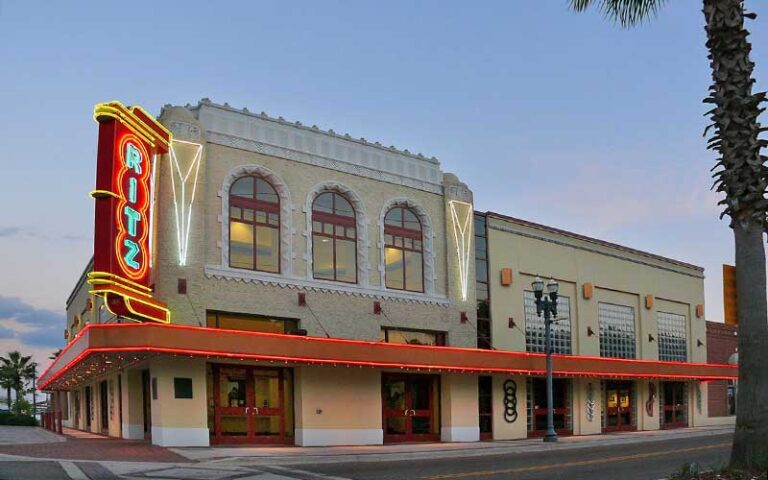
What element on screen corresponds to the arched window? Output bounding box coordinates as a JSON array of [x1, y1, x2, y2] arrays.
[[312, 192, 357, 283], [384, 207, 424, 292], [229, 176, 280, 273]]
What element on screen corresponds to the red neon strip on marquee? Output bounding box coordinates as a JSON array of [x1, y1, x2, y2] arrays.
[[59, 322, 738, 370], [39, 323, 738, 390], [38, 345, 738, 390]]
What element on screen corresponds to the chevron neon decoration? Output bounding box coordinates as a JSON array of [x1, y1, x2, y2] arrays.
[[449, 200, 473, 301], [168, 140, 203, 266]]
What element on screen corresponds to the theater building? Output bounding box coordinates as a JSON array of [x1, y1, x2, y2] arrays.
[[39, 100, 736, 447]]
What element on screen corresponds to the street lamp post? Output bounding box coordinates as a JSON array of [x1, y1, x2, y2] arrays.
[[532, 276, 559, 443]]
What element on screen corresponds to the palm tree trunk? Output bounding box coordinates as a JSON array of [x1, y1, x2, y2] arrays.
[[731, 224, 768, 466], [5, 386, 10, 411]]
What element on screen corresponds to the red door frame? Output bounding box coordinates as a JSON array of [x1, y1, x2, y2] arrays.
[[661, 381, 688, 430], [478, 376, 493, 441], [603, 381, 636, 432], [528, 378, 573, 438], [382, 373, 440, 443], [210, 364, 292, 445]]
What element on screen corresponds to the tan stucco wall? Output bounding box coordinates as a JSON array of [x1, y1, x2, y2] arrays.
[[485, 215, 707, 363], [147, 357, 207, 429], [294, 366, 381, 430], [491, 374, 527, 440], [440, 373, 478, 428]]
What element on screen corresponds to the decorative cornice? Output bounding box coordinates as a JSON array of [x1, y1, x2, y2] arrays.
[[194, 99, 440, 163], [203, 265, 451, 306], [206, 131, 444, 195]]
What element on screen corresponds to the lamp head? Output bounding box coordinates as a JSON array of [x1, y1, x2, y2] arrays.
[[547, 278, 559, 295], [532, 277, 545, 300]]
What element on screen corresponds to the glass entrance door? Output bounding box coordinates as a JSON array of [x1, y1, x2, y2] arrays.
[[661, 382, 688, 429], [210, 365, 293, 444], [383, 374, 440, 442], [527, 378, 572, 437], [604, 381, 635, 432]]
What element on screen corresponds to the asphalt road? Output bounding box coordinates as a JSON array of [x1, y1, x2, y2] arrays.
[[291, 433, 733, 480], [0, 433, 733, 480]]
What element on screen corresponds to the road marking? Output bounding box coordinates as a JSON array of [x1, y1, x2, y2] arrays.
[[423, 442, 731, 479], [59, 461, 89, 480]]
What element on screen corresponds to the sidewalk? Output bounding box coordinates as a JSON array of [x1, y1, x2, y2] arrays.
[[174, 425, 734, 466], [0, 426, 64, 445], [0, 426, 188, 463]]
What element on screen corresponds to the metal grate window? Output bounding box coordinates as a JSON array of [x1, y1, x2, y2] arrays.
[[598, 303, 636, 359], [657, 312, 687, 362], [524, 291, 572, 354]]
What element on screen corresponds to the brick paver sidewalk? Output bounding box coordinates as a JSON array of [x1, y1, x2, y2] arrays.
[[0, 426, 189, 463]]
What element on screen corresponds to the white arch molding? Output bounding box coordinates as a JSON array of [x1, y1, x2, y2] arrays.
[[305, 182, 370, 287], [378, 198, 436, 296], [219, 164, 293, 275]]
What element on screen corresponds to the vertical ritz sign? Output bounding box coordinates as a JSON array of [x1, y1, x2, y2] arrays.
[[87, 101, 172, 324]]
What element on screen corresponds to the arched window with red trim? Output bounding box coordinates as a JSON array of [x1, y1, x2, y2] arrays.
[[312, 192, 357, 283], [384, 207, 424, 292], [229, 176, 280, 273]]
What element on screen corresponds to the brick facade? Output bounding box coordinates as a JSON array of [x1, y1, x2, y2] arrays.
[[706, 321, 737, 417]]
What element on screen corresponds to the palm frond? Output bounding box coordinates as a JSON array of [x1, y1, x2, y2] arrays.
[[569, 0, 667, 27]]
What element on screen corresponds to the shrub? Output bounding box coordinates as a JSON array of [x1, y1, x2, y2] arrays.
[[0, 411, 38, 426]]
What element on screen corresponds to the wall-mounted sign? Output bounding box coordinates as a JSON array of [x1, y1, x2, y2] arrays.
[[88, 101, 171, 323]]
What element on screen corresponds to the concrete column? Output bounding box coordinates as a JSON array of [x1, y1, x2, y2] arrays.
[[440, 373, 479, 442], [87, 384, 98, 433], [637, 380, 660, 431], [573, 378, 602, 435], [689, 380, 707, 426], [120, 369, 145, 439], [149, 357, 209, 447], [491, 374, 527, 440]]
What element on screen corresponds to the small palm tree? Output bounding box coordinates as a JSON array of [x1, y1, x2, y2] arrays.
[[0, 366, 13, 411], [569, 0, 767, 468], [0, 351, 35, 414]]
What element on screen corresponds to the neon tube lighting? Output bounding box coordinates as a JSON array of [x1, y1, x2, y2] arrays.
[[169, 140, 203, 266], [449, 200, 473, 301], [38, 323, 737, 390]]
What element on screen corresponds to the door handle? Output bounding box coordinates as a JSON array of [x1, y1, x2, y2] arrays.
[[253, 407, 260, 415], [245, 407, 250, 414], [404, 409, 409, 416]]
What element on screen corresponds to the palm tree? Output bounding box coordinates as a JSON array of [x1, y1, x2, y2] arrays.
[[0, 351, 35, 414], [49, 349, 62, 361], [569, 0, 767, 468], [0, 365, 13, 411]]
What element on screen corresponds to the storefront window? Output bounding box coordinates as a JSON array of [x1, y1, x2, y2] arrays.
[[524, 291, 571, 354], [657, 311, 687, 362], [312, 192, 357, 283], [229, 176, 280, 273], [599, 303, 636, 359], [384, 207, 424, 292], [380, 327, 446, 346], [206, 311, 298, 334]]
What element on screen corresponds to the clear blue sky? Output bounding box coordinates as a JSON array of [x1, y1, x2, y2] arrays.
[[1, 1, 766, 367]]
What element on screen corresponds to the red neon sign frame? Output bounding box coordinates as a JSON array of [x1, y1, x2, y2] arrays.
[[89, 102, 171, 324]]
